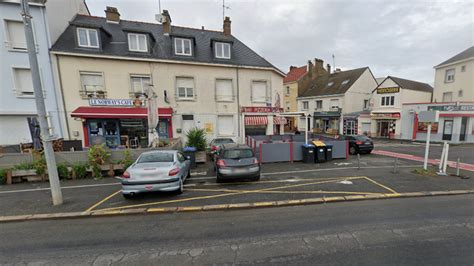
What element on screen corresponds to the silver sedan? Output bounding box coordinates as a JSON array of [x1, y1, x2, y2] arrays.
[[121, 150, 191, 198]]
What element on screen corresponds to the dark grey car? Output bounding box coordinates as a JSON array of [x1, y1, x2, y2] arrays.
[[215, 144, 260, 182]]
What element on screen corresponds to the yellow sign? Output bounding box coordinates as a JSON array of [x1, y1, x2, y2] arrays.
[[377, 87, 400, 94], [312, 140, 326, 146], [204, 123, 214, 134]]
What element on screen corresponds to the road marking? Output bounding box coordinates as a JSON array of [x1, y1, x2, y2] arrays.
[[186, 188, 382, 195], [363, 177, 399, 194], [93, 176, 366, 212], [85, 189, 122, 212], [0, 182, 121, 194]]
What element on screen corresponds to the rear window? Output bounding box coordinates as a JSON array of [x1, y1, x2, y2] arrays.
[[214, 138, 234, 144], [355, 135, 371, 141], [222, 149, 254, 159], [138, 153, 174, 163]]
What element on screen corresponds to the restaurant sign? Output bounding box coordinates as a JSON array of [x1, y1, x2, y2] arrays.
[[377, 87, 400, 94], [89, 98, 134, 106], [371, 112, 401, 119], [428, 105, 474, 112], [240, 106, 283, 113]]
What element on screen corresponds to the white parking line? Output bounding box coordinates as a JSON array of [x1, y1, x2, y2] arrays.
[[0, 164, 422, 194]]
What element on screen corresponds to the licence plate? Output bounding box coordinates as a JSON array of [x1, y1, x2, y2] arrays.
[[233, 168, 247, 174], [365, 141, 371, 144]]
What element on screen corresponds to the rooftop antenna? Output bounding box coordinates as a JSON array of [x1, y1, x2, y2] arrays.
[[159, 0, 162, 13], [223, 0, 230, 21], [155, 0, 166, 23], [332, 54, 335, 73]]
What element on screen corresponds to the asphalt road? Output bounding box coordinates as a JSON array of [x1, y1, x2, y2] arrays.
[[1, 194, 473, 265]]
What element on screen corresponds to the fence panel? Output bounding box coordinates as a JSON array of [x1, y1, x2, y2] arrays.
[[323, 140, 347, 159], [261, 143, 291, 163]]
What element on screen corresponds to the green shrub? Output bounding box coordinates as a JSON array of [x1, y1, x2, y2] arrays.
[[33, 153, 47, 176], [88, 144, 110, 178], [13, 162, 34, 170], [57, 163, 69, 179], [185, 127, 207, 151], [0, 169, 7, 184], [72, 163, 88, 179], [121, 149, 133, 170]]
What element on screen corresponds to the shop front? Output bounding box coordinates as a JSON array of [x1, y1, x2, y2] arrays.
[[313, 111, 340, 135], [71, 103, 173, 148], [241, 107, 286, 138], [370, 112, 400, 138]]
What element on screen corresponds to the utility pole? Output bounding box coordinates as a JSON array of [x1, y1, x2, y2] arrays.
[[20, 0, 63, 205]]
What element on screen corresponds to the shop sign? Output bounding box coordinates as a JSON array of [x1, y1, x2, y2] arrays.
[[428, 105, 474, 112], [204, 123, 214, 134], [371, 113, 401, 119], [240, 106, 283, 113], [376, 87, 400, 94], [89, 98, 134, 106], [418, 122, 438, 133], [313, 111, 340, 118]]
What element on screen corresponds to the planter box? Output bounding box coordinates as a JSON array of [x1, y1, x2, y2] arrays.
[[12, 169, 37, 177], [195, 151, 207, 163]]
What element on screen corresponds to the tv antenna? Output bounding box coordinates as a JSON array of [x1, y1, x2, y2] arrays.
[[222, 0, 230, 21], [155, 0, 166, 23], [332, 54, 335, 73]]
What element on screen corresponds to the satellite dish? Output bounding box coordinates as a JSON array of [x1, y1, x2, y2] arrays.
[[155, 14, 166, 23]]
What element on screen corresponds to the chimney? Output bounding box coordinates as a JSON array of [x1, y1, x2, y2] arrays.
[[162, 10, 172, 35], [105, 6, 120, 23], [326, 64, 331, 74], [223, 16, 231, 36], [307, 60, 314, 71], [314, 58, 324, 70]]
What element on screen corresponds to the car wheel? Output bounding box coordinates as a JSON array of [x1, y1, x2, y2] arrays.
[[175, 178, 184, 195], [216, 173, 223, 183], [349, 146, 357, 155], [366, 150, 372, 154], [253, 175, 261, 182]]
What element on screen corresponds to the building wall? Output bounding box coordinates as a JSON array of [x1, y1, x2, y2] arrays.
[[283, 81, 298, 113], [0, 2, 65, 145], [344, 68, 377, 113], [434, 60, 474, 102], [45, 0, 89, 44], [55, 55, 283, 145]]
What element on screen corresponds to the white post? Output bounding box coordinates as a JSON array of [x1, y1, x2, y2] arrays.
[[305, 115, 308, 145], [439, 141, 446, 173], [241, 114, 246, 144], [443, 143, 449, 174], [423, 123, 431, 170]]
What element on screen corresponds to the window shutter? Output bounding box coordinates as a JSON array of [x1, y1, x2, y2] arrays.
[[15, 69, 34, 93], [252, 81, 267, 102], [176, 77, 194, 98], [216, 79, 233, 101], [218, 116, 234, 135], [7, 21, 27, 49]]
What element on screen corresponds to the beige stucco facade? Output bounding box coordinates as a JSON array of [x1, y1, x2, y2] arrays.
[[52, 53, 284, 146], [433, 59, 474, 102], [283, 80, 300, 130]]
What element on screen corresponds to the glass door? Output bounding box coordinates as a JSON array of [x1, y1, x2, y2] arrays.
[[460, 117, 467, 141], [157, 118, 170, 139]]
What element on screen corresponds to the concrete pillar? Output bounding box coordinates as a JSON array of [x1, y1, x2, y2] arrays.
[[241, 114, 246, 144], [266, 115, 274, 135], [280, 121, 285, 135]]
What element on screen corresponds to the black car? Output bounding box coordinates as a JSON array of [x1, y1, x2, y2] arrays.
[[343, 135, 374, 155], [215, 144, 260, 182], [208, 138, 235, 161]]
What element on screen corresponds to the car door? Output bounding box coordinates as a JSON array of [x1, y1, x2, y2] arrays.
[[177, 152, 189, 179]]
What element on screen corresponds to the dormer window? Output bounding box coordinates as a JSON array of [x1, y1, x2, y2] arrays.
[[215, 42, 231, 59], [77, 28, 99, 48], [174, 38, 192, 56], [128, 33, 148, 52]]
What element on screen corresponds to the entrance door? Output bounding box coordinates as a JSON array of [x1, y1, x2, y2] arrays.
[[377, 121, 390, 137], [460, 117, 468, 141], [345, 120, 355, 135], [157, 118, 169, 139], [442, 120, 453, 141]]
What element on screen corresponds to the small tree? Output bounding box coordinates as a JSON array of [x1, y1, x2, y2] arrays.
[[185, 127, 207, 151], [121, 149, 133, 170], [88, 144, 110, 178]]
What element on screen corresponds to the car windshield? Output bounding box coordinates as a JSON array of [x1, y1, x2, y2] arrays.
[[138, 153, 174, 163], [223, 149, 253, 159], [214, 138, 234, 144]]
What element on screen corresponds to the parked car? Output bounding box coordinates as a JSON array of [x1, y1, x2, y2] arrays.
[[121, 150, 191, 198], [215, 144, 260, 182], [208, 138, 235, 160], [343, 135, 374, 155]]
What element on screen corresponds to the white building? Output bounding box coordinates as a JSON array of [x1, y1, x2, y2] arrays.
[[0, 0, 88, 146], [370, 76, 433, 139], [296, 61, 378, 135]]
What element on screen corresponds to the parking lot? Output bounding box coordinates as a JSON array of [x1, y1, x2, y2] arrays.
[[1, 150, 473, 218]]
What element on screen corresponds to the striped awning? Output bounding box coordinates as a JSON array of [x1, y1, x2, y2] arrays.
[[245, 116, 268, 126], [273, 116, 287, 125]]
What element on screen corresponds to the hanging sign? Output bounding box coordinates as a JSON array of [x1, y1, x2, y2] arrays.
[[376, 87, 400, 94], [89, 98, 134, 106]]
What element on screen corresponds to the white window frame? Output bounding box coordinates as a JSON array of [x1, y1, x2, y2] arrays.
[[363, 99, 370, 110], [442, 92, 453, 102], [176, 76, 195, 100], [215, 78, 234, 102], [330, 99, 339, 109], [77, 28, 99, 48], [174, 38, 192, 56], [302, 101, 309, 110], [130, 75, 151, 94], [4, 19, 27, 51], [444, 68, 455, 83], [215, 42, 231, 59], [217, 115, 234, 136], [315, 100, 323, 110], [128, 33, 148, 52], [80, 71, 105, 96], [381, 96, 395, 106], [11, 67, 36, 97]]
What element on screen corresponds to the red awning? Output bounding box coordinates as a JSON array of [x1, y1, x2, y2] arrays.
[[245, 116, 268, 126], [71, 107, 173, 119], [273, 116, 287, 125]]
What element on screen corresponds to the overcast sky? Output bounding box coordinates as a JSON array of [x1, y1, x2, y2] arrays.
[[87, 0, 473, 85]]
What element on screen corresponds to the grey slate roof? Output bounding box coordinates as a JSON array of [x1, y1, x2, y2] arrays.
[[377, 76, 433, 93], [51, 15, 283, 74], [435, 46, 474, 68], [299, 67, 368, 97]]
